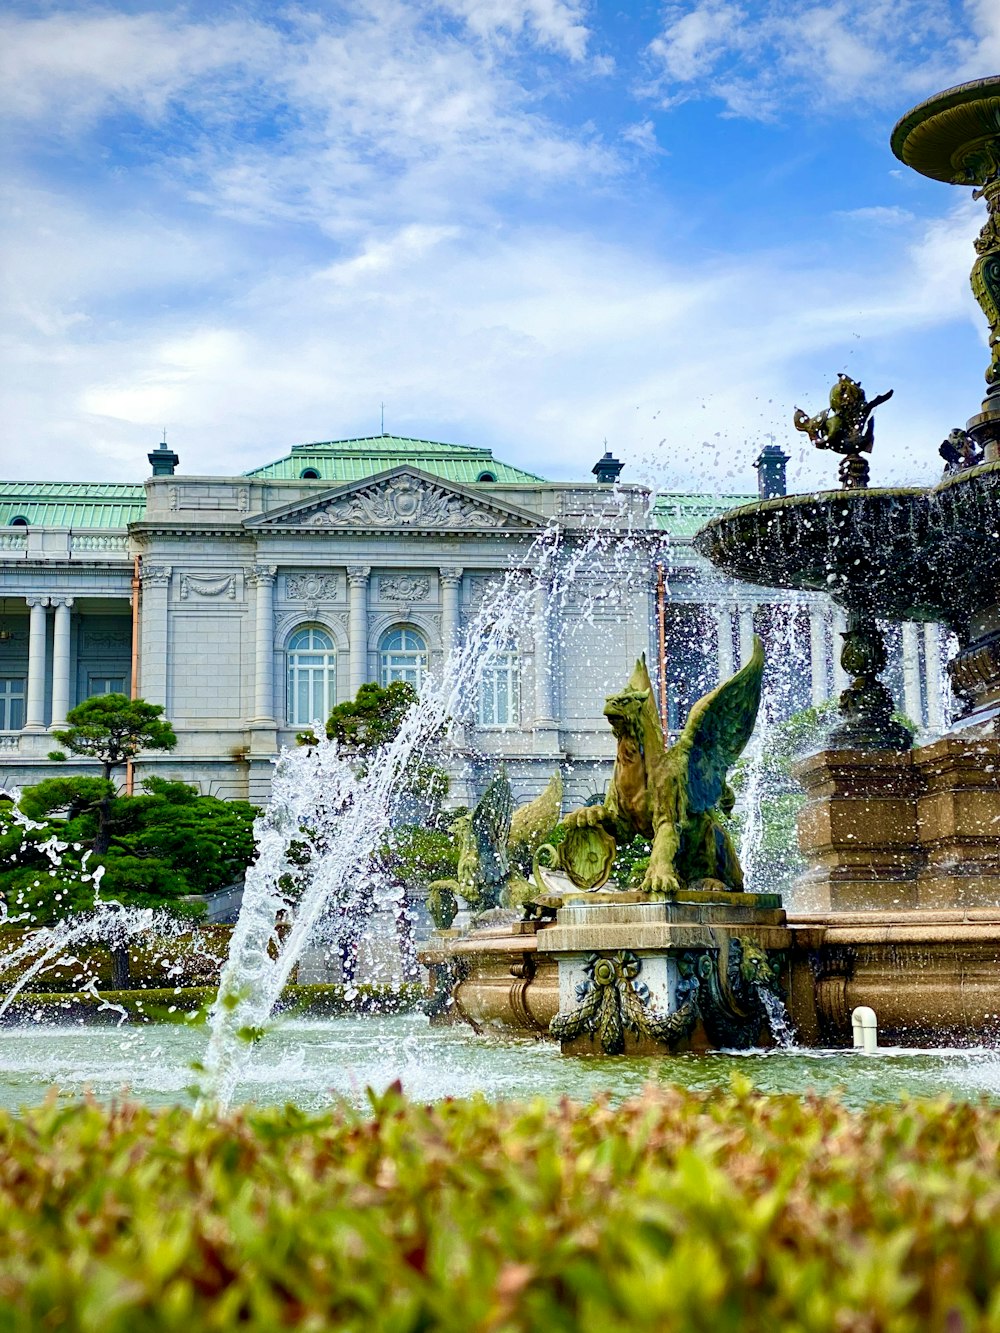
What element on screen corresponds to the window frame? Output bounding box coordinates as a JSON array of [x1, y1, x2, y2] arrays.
[[286, 625, 337, 726]]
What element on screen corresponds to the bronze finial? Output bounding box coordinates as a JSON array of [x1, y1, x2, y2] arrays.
[[792, 373, 893, 489]]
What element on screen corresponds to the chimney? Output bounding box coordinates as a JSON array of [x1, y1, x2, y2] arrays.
[[753, 444, 790, 498], [592, 449, 624, 484], [148, 439, 179, 477]]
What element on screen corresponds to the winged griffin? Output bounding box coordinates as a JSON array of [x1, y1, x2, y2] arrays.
[[560, 638, 764, 894]]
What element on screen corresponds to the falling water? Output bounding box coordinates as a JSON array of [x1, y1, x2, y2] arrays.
[[200, 515, 648, 1108], [757, 986, 797, 1049]]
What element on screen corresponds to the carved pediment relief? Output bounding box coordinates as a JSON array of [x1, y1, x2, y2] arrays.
[[246, 467, 543, 534]]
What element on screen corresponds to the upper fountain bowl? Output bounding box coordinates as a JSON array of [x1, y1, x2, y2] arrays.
[[891, 76, 1000, 186], [692, 461, 1000, 631]]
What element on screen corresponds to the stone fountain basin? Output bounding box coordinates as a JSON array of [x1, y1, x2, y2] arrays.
[[692, 461, 1000, 630]]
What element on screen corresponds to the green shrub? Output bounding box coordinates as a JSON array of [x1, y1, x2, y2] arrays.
[[0, 1085, 997, 1330]]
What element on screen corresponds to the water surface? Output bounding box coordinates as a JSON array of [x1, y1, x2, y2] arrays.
[[1, 1015, 998, 1113]]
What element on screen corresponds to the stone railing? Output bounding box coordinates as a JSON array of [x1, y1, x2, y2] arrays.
[[0, 734, 20, 751], [71, 533, 130, 556], [0, 532, 27, 553]]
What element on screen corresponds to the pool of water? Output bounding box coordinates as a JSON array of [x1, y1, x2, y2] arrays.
[[2, 1015, 999, 1112]]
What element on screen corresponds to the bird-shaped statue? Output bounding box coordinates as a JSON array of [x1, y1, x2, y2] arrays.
[[561, 638, 765, 894]]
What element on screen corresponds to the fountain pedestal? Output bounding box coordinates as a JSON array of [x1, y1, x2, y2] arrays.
[[427, 890, 793, 1053], [793, 737, 1000, 911]]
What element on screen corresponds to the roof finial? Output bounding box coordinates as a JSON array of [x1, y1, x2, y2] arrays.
[[380, 402, 385, 436], [162, 427, 168, 445]]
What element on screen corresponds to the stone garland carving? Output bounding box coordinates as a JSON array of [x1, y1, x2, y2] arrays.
[[84, 631, 131, 651], [550, 951, 699, 1054], [179, 573, 237, 600], [379, 574, 431, 602], [286, 573, 340, 601], [549, 939, 787, 1054], [297, 475, 519, 530]]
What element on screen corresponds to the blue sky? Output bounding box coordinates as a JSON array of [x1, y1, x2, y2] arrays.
[[1, 0, 998, 493]]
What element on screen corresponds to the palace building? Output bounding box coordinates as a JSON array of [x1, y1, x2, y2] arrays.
[[0, 435, 947, 804]]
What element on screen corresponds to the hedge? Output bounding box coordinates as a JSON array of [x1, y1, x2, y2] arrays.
[[2, 982, 427, 1026], [0, 1084, 997, 1330]]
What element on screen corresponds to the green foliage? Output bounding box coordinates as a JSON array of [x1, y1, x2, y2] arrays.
[[0, 1086, 998, 1330], [379, 825, 459, 891], [51, 693, 177, 779], [305, 680, 419, 751], [1, 781, 258, 925]]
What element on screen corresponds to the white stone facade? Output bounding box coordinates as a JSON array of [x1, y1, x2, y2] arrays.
[[0, 451, 948, 806]]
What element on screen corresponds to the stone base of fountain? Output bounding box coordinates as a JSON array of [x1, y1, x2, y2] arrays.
[[422, 890, 793, 1054], [792, 737, 1000, 912]]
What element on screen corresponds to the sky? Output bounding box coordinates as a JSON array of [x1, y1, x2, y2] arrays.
[[1, 0, 999, 494]]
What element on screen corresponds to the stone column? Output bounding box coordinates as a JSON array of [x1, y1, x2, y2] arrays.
[[347, 566, 371, 698], [924, 623, 945, 733], [533, 577, 557, 729], [139, 566, 171, 708], [49, 597, 74, 729], [248, 565, 277, 724], [901, 621, 923, 728], [831, 606, 849, 696], [738, 605, 755, 669], [439, 566, 463, 661], [715, 605, 734, 683], [24, 596, 49, 731], [809, 605, 828, 707]]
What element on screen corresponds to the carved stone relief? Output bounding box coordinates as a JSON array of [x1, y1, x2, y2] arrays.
[[179, 573, 238, 600], [379, 574, 431, 602], [288, 475, 525, 530], [286, 573, 340, 601]]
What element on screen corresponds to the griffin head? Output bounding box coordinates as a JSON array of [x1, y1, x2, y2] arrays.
[[603, 654, 663, 743]]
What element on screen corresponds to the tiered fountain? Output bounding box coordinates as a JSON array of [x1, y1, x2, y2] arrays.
[[693, 77, 1000, 1046]]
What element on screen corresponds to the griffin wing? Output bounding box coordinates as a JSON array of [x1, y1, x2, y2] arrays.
[[674, 636, 764, 814], [471, 765, 514, 884], [508, 769, 562, 854]]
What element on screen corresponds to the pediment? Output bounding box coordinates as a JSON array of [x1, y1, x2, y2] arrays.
[[245, 466, 545, 533]]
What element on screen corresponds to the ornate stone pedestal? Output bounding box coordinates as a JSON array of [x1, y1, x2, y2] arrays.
[[424, 890, 792, 1054], [793, 737, 1000, 911]]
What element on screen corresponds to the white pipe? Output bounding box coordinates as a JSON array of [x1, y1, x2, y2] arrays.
[[851, 1005, 878, 1055]]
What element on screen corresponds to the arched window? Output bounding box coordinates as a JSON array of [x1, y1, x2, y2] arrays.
[[300, 468, 321, 479], [286, 626, 336, 725], [379, 627, 427, 691], [8, 517, 28, 527], [478, 650, 520, 728], [476, 470, 496, 483]]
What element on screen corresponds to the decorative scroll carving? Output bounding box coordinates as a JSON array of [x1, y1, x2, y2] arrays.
[[379, 574, 430, 601], [179, 573, 237, 600], [141, 566, 171, 587], [291, 475, 524, 530], [84, 630, 131, 651], [286, 573, 340, 601]]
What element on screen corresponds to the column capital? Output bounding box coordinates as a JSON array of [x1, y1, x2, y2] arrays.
[[50, 595, 75, 609], [439, 565, 463, 585], [25, 595, 49, 609], [347, 565, 371, 585], [247, 564, 277, 588], [141, 565, 171, 587]]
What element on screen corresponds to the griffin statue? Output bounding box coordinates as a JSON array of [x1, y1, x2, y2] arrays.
[[559, 638, 765, 895]]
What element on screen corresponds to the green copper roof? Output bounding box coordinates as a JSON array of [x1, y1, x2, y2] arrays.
[[244, 435, 546, 485], [0, 482, 146, 530], [653, 492, 755, 537]]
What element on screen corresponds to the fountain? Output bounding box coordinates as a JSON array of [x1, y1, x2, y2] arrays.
[[689, 77, 1000, 1045]]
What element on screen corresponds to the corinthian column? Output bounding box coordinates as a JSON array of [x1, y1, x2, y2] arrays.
[[139, 566, 171, 708], [831, 606, 849, 696], [809, 605, 828, 707], [439, 566, 463, 661], [348, 566, 371, 698], [901, 621, 923, 728], [716, 605, 734, 682], [533, 577, 557, 728], [24, 596, 49, 731], [248, 565, 277, 724], [50, 597, 74, 729], [924, 623, 945, 733], [738, 605, 755, 669]]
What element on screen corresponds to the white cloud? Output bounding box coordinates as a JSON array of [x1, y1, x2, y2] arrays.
[[645, 0, 1000, 119], [439, 0, 592, 60]]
